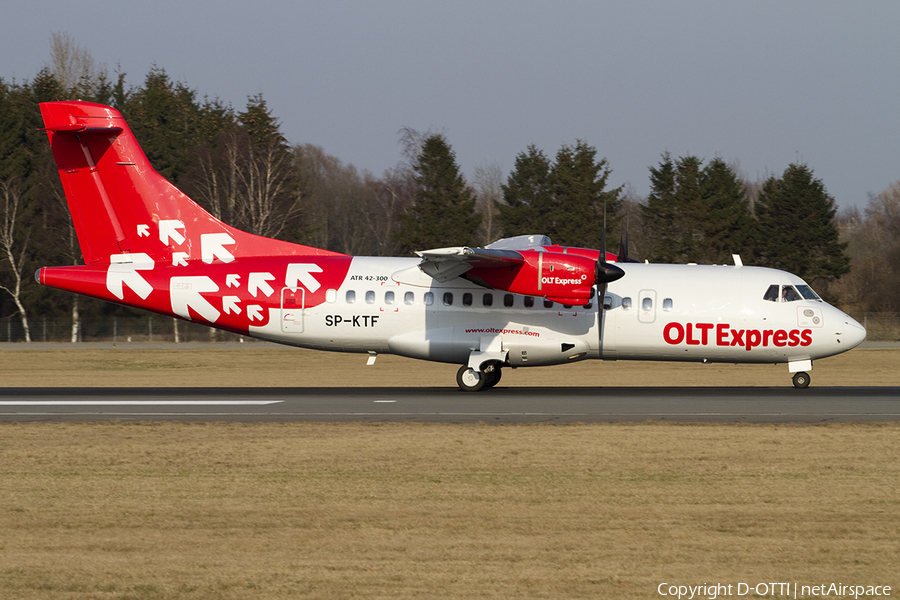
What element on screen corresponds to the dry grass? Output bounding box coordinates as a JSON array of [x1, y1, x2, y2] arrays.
[[1, 422, 899, 599], [0, 343, 897, 387]]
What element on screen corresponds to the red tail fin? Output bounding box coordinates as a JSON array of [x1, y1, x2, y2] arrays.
[[40, 101, 339, 265]]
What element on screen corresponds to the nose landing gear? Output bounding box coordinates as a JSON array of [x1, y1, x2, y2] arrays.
[[792, 371, 810, 389]]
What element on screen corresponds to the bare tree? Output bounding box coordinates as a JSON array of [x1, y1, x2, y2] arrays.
[[397, 126, 428, 173], [39, 157, 83, 342], [190, 127, 303, 239], [614, 188, 650, 261], [364, 167, 415, 256], [472, 163, 504, 245], [47, 32, 104, 97], [0, 179, 31, 342], [295, 144, 410, 256], [831, 182, 900, 313]]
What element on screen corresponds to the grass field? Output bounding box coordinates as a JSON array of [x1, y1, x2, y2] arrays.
[[0, 342, 897, 387], [0, 345, 897, 599], [1, 422, 899, 599]]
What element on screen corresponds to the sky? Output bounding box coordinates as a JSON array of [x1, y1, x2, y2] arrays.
[[3, 1, 898, 210]]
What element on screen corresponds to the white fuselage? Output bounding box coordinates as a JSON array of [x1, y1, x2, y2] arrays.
[[248, 258, 867, 371]]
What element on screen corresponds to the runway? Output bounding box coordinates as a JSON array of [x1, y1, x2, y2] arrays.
[[1, 386, 899, 423]]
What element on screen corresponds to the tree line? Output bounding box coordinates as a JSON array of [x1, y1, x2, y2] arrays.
[[0, 39, 895, 341]]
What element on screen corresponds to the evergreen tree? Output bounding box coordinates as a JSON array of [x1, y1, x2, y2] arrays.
[[0, 75, 66, 339], [642, 154, 752, 263], [548, 141, 622, 248], [641, 152, 675, 260], [642, 153, 696, 262], [121, 67, 201, 184], [497, 145, 552, 236], [239, 94, 286, 149], [498, 141, 621, 248], [754, 163, 849, 285], [697, 157, 754, 263], [394, 134, 480, 253]]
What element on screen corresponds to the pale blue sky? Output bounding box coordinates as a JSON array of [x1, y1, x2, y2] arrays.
[[3, 1, 898, 209]]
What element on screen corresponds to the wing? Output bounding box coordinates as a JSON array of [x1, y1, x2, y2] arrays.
[[415, 246, 524, 283], [415, 234, 623, 304]]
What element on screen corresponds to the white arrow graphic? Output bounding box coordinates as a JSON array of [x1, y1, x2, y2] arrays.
[[170, 276, 220, 323], [285, 263, 323, 293], [247, 305, 264, 321], [137, 224, 150, 237], [159, 220, 186, 245], [226, 274, 240, 288], [222, 296, 241, 315], [172, 252, 189, 267], [107, 253, 154, 300], [248, 272, 275, 298], [201, 233, 235, 264]]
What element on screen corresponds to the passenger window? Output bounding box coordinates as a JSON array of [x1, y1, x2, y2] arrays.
[[603, 295, 612, 310], [763, 285, 778, 302], [365, 291, 375, 304], [524, 296, 534, 308], [504, 294, 514, 307], [642, 297, 653, 311], [563, 304, 573, 309], [622, 297, 632, 309], [543, 299, 554, 308], [483, 293, 493, 307], [443, 292, 453, 306], [424, 292, 434, 306], [346, 290, 356, 304], [404, 291, 414, 305], [326, 289, 337, 303], [781, 285, 801, 302], [663, 298, 673, 311], [385, 291, 395, 305], [463, 293, 473, 307]]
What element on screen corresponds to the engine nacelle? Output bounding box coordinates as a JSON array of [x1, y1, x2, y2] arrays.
[[542, 245, 621, 263], [467, 251, 597, 305]]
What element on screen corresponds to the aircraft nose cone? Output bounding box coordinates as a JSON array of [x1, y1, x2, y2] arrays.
[[840, 315, 867, 349]]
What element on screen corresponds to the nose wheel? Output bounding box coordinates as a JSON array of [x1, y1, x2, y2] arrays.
[[792, 371, 810, 389]]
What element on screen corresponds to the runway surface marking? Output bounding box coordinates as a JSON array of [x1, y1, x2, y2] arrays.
[[0, 400, 283, 406]]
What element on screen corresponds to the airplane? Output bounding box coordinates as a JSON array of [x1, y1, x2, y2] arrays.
[[35, 101, 867, 391]]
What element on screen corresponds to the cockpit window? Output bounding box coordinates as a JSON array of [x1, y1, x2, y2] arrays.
[[796, 285, 820, 300], [763, 285, 778, 302], [781, 285, 801, 302]]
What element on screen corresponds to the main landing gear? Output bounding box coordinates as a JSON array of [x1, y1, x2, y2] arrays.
[[456, 362, 503, 392], [792, 371, 811, 389]]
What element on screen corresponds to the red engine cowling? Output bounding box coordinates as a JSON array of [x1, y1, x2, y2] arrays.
[[542, 245, 618, 263], [467, 251, 596, 305]]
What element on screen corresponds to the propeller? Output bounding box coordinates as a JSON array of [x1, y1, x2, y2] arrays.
[[596, 260, 625, 284], [617, 216, 638, 263]]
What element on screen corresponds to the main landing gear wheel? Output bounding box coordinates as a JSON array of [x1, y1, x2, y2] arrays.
[[457, 365, 486, 392], [792, 371, 810, 389], [483, 362, 502, 389]]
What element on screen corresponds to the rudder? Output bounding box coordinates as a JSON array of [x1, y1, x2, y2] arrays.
[[40, 101, 338, 266]]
